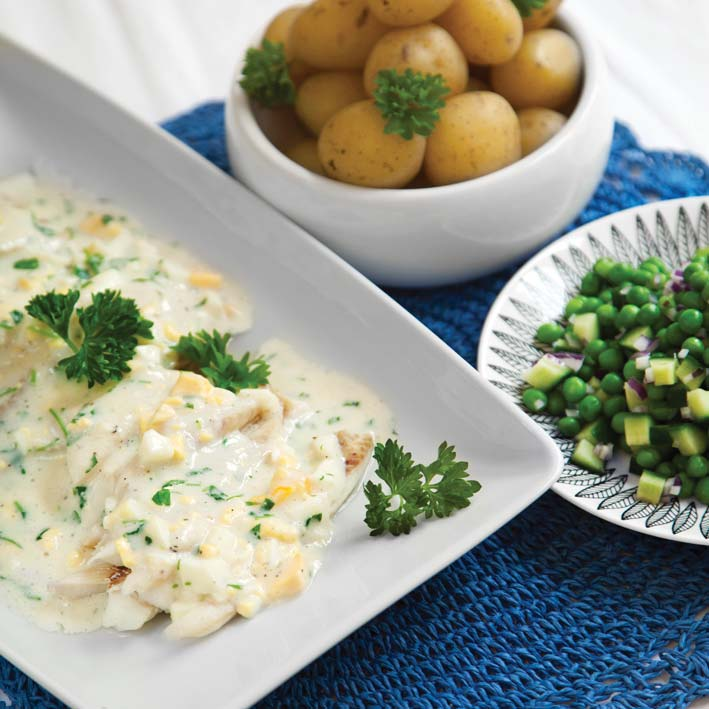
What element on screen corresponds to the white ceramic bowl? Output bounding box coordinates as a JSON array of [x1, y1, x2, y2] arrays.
[[226, 9, 612, 288]]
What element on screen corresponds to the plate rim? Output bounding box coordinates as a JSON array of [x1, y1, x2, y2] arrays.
[[478, 195, 709, 545]]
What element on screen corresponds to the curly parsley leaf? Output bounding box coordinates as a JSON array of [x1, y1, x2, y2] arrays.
[[25, 289, 153, 387], [373, 68, 450, 140], [173, 330, 270, 393], [239, 39, 295, 108], [364, 439, 480, 537], [510, 0, 547, 17]]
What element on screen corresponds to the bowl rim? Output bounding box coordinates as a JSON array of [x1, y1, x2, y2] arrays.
[[228, 7, 606, 202]]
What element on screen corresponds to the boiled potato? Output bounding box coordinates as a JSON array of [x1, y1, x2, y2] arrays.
[[518, 107, 566, 156], [318, 100, 425, 187], [424, 91, 520, 185], [437, 0, 523, 65], [522, 0, 562, 31], [366, 0, 455, 26], [491, 29, 581, 109], [363, 24, 468, 96], [295, 72, 367, 135], [263, 4, 313, 85], [285, 139, 327, 175], [251, 105, 308, 152], [291, 0, 388, 70]]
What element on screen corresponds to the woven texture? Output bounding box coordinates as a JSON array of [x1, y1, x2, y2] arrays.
[[3, 103, 709, 709]]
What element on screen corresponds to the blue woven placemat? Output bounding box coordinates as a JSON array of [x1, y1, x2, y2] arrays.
[[4, 104, 709, 709]]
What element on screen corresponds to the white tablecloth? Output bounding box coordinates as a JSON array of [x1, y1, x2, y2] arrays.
[[1, 2, 709, 706]]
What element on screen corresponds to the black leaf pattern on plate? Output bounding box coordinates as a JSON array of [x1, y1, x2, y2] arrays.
[[598, 487, 639, 510], [646, 498, 680, 528], [576, 475, 627, 499], [676, 207, 697, 263], [672, 502, 698, 534], [622, 501, 655, 520], [481, 201, 709, 539]]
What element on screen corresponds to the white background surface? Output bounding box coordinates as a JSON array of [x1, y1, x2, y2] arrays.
[[1, 0, 709, 161], [1, 1, 709, 706]]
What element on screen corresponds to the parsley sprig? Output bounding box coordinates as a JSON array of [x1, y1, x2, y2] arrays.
[[511, 0, 547, 17], [239, 39, 295, 108], [364, 440, 480, 536], [173, 330, 270, 393], [373, 69, 450, 140], [26, 289, 153, 387]]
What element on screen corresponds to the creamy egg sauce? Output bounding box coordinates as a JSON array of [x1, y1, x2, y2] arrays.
[[0, 174, 393, 638]]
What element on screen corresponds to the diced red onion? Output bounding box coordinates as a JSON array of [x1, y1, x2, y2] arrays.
[[661, 476, 682, 502], [619, 285, 631, 296], [627, 378, 647, 399], [548, 352, 584, 373], [653, 274, 663, 287], [593, 443, 614, 461], [635, 355, 650, 370], [678, 348, 689, 360], [632, 334, 658, 352], [681, 406, 693, 420], [631, 404, 649, 413], [565, 408, 579, 418], [644, 368, 655, 383]]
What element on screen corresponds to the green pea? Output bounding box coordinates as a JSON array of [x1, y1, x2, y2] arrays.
[[631, 269, 653, 287], [667, 322, 687, 346], [626, 286, 650, 306], [656, 328, 670, 351], [637, 303, 661, 326], [536, 322, 564, 344], [608, 263, 632, 285], [702, 349, 709, 366], [679, 472, 695, 498], [599, 348, 624, 372], [703, 311, 709, 329], [640, 261, 659, 274], [659, 294, 676, 313], [580, 272, 601, 296], [562, 376, 587, 403], [687, 455, 709, 479], [603, 395, 626, 418], [636, 448, 661, 469], [577, 364, 594, 381], [580, 297, 603, 313], [673, 454, 689, 473], [623, 360, 638, 380], [645, 384, 666, 401], [599, 288, 614, 303], [547, 390, 565, 416], [682, 337, 704, 357], [679, 291, 703, 310], [599, 372, 623, 395], [695, 477, 709, 504], [593, 257, 615, 279], [616, 304, 639, 330], [584, 339, 607, 359], [578, 395, 602, 422], [523, 388, 548, 412], [679, 308, 703, 334], [565, 296, 586, 317], [558, 416, 581, 438], [656, 462, 675, 479], [689, 270, 709, 292], [597, 304, 618, 327], [611, 412, 630, 435]]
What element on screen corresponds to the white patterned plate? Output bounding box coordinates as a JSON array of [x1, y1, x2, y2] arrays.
[[479, 197, 709, 544]]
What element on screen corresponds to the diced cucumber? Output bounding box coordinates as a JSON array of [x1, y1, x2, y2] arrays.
[[619, 325, 653, 351], [572, 313, 599, 344], [571, 439, 605, 474], [670, 424, 708, 456], [624, 381, 646, 411], [576, 420, 613, 445], [624, 414, 653, 447], [524, 354, 572, 391], [637, 470, 668, 505], [650, 357, 677, 386], [564, 332, 583, 351], [687, 389, 709, 421], [676, 356, 706, 390]]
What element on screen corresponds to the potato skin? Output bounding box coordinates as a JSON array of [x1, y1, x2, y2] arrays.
[[424, 91, 521, 185], [437, 0, 523, 65], [285, 139, 327, 175], [522, 0, 562, 31], [490, 29, 581, 109], [363, 23, 469, 96], [318, 100, 426, 187], [295, 72, 367, 135], [518, 107, 566, 156], [366, 0, 455, 27], [291, 0, 388, 69], [263, 4, 313, 85]]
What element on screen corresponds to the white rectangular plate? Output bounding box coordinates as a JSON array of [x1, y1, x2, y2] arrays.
[[0, 36, 562, 709]]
